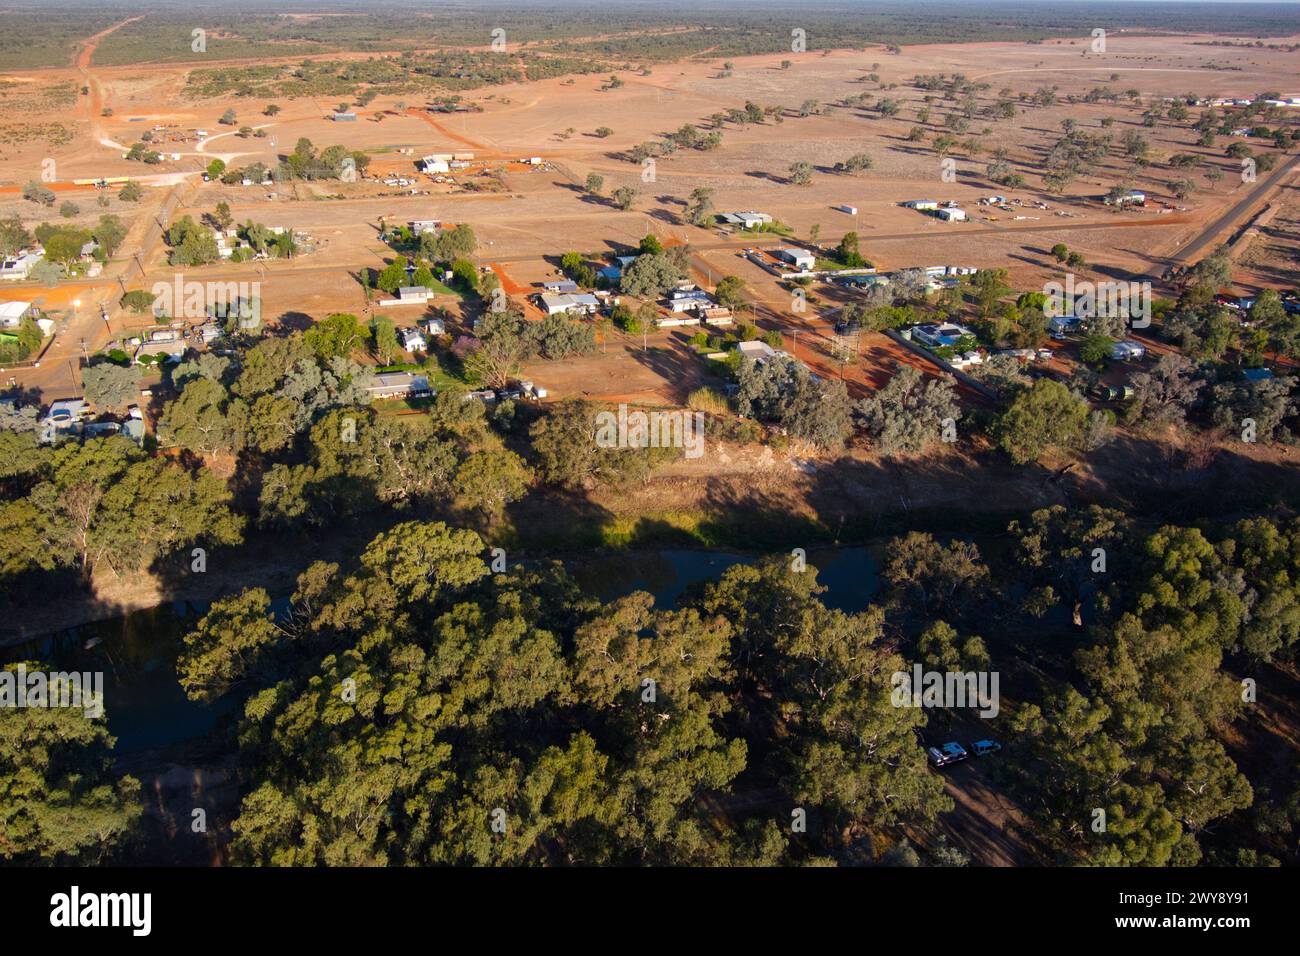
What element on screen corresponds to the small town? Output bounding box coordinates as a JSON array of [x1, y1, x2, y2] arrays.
[[0, 0, 1297, 927]]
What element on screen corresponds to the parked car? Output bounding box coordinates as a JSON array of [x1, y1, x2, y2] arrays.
[[927, 742, 969, 767], [972, 739, 1002, 757]]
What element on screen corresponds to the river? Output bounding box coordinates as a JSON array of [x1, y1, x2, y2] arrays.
[[1, 547, 881, 754]]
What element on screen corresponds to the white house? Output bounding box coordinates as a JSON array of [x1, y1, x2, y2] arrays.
[[1105, 190, 1146, 207], [408, 219, 441, 234], [398, 327, 427, 352], [721, 211, 773, 229], [736, 340, 777, 362], [420, 317, 446, 336], [0, 300, 34, 328], [936, 207, 967, 222], [776, 247, 816, 271], [39, 399, 87, 444], [366, 372, 432, 400], [1111, 340, 1147, 361], [421, 157, 450, 174], [736, 339, 793, 368], [543, 279, 579, 294], [135, 340, 186, 364], [0, 252, 42, 281], [397, 286, 433, 303], [904, 200, 939, 211], [666, 288, 715, 313], [539, 292, 599, 315]]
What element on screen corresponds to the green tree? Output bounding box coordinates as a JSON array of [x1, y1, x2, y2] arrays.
[[304, 312, 368, 361], [0, 667, 141, 864], [178, 589, 285, 703], [993, 378, 1089, 465], [81, 361, 138, 409], [455, 450, 529, 521]]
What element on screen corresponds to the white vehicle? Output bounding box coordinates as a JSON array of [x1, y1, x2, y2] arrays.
[[927, 742, 969, 767]]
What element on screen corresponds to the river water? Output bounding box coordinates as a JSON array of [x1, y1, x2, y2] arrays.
[[2, 547, 881, 753]]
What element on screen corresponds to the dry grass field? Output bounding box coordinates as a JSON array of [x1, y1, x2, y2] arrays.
[[2, 23, 1298, 406]]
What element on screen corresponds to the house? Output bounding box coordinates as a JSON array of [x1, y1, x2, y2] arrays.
[[365, 372, 432, 400], [839, 274, 886, 289], [701, 307, 734, 327], [542, 279, 579, 294], [135, 340, 186, 363], [936, 207, 967, 222], [398, 327, 427, 352], [333, 111, 357, 122], [776, 248, 816, 271], [1, 252, 42, 281], [909, 321, 974, 349], [420, 317, 446, 336], [904, 200, 939, 211], [736, 340, 777, 362], [121, 417, 146, 446], [39, 399, 87, 443], [397, 286, 433, 303], [198, 322, 224, 345], [598, 255, 637, 282], [666, 288, 715, 313], [83, 420, 122, 438], [736, 339, 794, 368], [721, 211, 773, 229], [0, 300, 34, 328], [538, 293, 599, 315], [408, 219, 441, 234], [1048, 315, 1082, 335], [1110, 340, 1147, 361], [1105, 190, 1146, 207], [421, 157, 450, 174]]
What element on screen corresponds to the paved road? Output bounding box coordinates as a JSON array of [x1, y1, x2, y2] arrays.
[[1142, 151, 1300, 278]]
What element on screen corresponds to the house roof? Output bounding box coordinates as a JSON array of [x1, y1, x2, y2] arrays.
[[540, 292, 598, 311], [367, 372, 430, 393], [736, 340, 776, 358], [0, 301, 32, 321]]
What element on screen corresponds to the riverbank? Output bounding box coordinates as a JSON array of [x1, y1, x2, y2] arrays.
[[5, 427, 1296, 643]]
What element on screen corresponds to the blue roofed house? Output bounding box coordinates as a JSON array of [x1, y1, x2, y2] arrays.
[[910, 322, 973, 349], [599, 255, 637, 284]]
